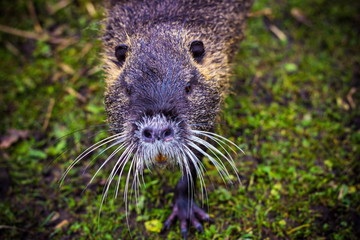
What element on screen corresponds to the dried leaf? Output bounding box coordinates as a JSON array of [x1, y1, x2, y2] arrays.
[[86, 2, 97, 17], [47, 0, 71, 15], [284, 63, 298, 72], [54, 219, 69, 230], [269, 25, 287, 42], [0, 129, 29, 149], [346, 87, 356, 109], [336, 97, 350, 110], [145, 219, 162, 233], [291, 8, 312, 26], [50, 212, 60, 222], [248, 8, 272, 18], [65, 87, 86, 103], [42, 98, 55, 131], [59, 63, 75, 75]]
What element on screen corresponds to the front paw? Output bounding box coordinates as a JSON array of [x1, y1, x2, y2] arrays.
[[161, 198, 213, 239]]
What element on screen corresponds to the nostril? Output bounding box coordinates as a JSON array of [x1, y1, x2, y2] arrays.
[[163, 128, 172, 137], [162, 127, 174, 141], [142, 126, 174, 142], [142, 128, 153, 141]]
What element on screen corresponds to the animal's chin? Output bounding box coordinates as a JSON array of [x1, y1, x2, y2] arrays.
[[152, 152, 178, 167], [135, 141, 182, 167], [154, 153, 168, 163], [153, 159, 169, 168], [127, 113, 190, 168]]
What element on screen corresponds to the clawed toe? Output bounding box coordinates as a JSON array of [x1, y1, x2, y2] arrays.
[[161, 210, 177, 233], [195, 223, 204, 233], [161, 203, 212, 239], [193, 205, 213, 222], [181, 229, 187, 240]]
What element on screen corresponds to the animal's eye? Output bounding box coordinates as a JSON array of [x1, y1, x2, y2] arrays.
[[115, 44, 128, 67], [126, 86, 132, 96], [185, 82, 191, 94], [190, 40, 205, 63]]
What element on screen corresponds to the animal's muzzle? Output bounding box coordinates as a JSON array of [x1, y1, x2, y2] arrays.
[[141, 126, 174, 143]]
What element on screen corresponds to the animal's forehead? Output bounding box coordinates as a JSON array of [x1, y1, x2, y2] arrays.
[[129, 29, 188, 51], [125, 36, 191, 70]]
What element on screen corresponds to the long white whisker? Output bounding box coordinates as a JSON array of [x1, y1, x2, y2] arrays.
[[187, 141, 229, 184], [193, 130, 244, 153], [130, 158, 141, 211], [85, 141, 127, 190], [82, 138, 127, 175], [182, 146, 208, 207], [115, 144, 136, 199], [193, 137, 234, 183], [192, 131, 242, 182], [60, 133, 125, 186], [99, 143, 134, 216], [193, 131, 238, 155], [190, 135, 240, 183], [186, 160, 194, 217], [135, 151, 146, 189], [124, 156, 136, 229], [194, 131, 239, 170]]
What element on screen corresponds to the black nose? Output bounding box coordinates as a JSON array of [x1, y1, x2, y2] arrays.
[[142, 127, 174, 143]]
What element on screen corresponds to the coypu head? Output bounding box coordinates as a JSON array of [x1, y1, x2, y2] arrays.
[[60, 1, 252, 205], [88, 0, 253, 191], [103, 27, 224, 168]]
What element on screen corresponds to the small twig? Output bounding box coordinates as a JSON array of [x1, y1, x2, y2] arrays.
[[0, 24, 49, 41], [0, 24, 78, 47], [5, 42, 26, 62], [79, 42, 93, 58], [5, 42, 20, 55], [248, 8, 272, 18], [269, 25, 287, 42], [0, 225, 33, 233], [43, 98, 55, 131], [87, 66, 102, 76], [338, 185, 346, 200], [26, 0, 43, 33], [65, 87, 87, 103], [291, 8, 312, 27], [59, 62, 75, 75], [47, 0, 71, 15], [54, 219, 69, 230], [86, 2, 97, 17], [346, 87, 356, 109], [287, 224, 310, 235], [55, 38, 78, 51]]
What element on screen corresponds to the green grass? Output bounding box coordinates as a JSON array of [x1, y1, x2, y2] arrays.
[[0, 0, 359, 239]]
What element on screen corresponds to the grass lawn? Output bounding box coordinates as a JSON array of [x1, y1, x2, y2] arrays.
[[0, 0, 359, 239]]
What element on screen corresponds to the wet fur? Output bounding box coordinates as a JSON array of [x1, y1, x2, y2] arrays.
[[101, 0, 253, 213], [63, 0, 254, 235], [103, 0, 253, 151]]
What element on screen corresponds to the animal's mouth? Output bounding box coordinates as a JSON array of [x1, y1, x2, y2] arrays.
[[132, 114, 184, 166], [154, 153, 168, 163], [61, 116, 243, 211]]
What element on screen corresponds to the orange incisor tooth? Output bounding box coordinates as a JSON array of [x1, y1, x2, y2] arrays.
[[155, 153, 167, 162]]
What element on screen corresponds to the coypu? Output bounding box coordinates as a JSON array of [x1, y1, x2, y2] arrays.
[[64, 0, 253, 238]]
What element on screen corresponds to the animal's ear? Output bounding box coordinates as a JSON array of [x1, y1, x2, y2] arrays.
[[115, 44, 129, 67], [190, 40, 205, 63]]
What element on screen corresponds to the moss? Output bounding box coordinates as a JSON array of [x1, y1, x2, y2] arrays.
[[0, 0, 359, 239]]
